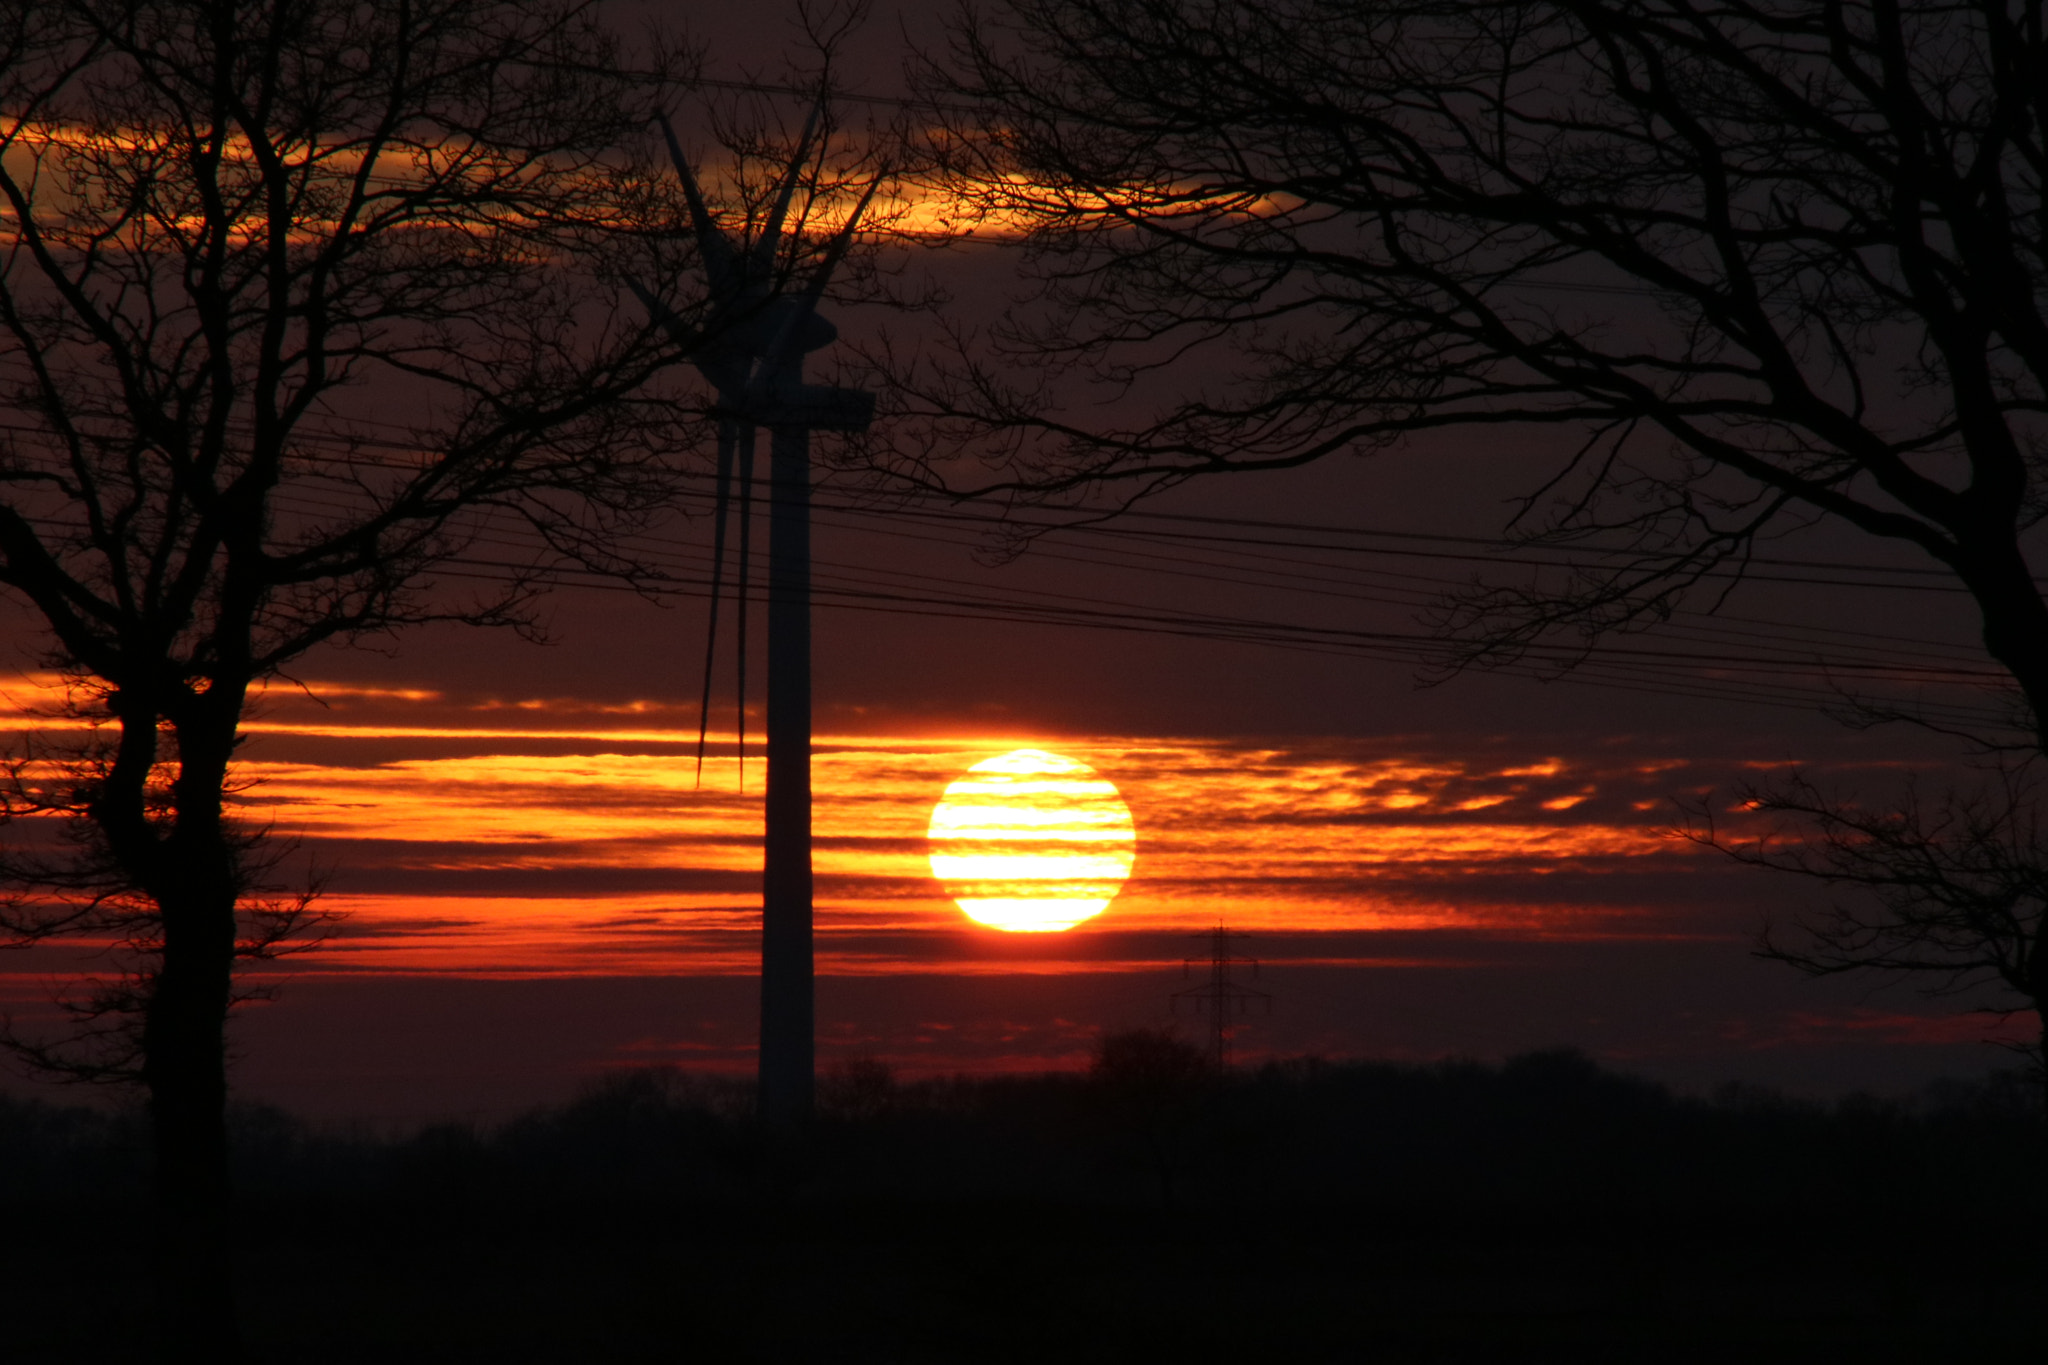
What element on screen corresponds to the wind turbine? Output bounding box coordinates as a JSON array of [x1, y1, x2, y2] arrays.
[[633, 105, 878, 1123]]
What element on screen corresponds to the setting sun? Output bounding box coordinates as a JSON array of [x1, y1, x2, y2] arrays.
[[927, 749, 1138, 932]]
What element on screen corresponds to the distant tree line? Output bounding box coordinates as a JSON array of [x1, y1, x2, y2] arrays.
[[7, 1040, 2042, 1217], [6, 1039, 2044, 1356]]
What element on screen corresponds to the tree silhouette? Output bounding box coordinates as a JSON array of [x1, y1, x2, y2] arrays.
[[899, 0, 2048, 1091], [1685, 764, 2048, 1112], [0, 1, 699, 1353], [1088, 1027, 1210, 1203]]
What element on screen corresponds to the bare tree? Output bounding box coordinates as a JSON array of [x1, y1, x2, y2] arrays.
[[1088, 1027, 1210, 1204], [0, 1, 709, 1352], [1684, 764, 2048, 1103], [894, 1, 2048, 1095]]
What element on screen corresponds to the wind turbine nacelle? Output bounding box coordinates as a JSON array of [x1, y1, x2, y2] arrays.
[[694, 296, 839, 365], [729, 382, 876, 432]]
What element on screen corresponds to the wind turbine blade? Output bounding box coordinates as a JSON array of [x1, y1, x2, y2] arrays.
[[625, 276, 701, 351], [803, 170, 886, 305], [762, 169, 887, 365], [659, 112, 739, 294], [748, 97, 826, 279], [694, 421, 740, 786]]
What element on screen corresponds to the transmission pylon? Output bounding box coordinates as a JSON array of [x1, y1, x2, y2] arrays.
[[1171, 924, 1272, 1071], [632, 103, 879, 1125]]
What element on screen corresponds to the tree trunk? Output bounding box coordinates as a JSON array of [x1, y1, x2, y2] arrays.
[[144, 909, 238, 1362], [1958, 545, 2048, 753], [2036, 1013, 2048, 1152], [141, 706, 245, 1362]]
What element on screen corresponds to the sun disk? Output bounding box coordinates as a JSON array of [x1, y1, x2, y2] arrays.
[[927, 749, 1137, 932]]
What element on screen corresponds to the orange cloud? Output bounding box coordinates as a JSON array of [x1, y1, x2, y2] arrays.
[[1, 675, 1730, 984]]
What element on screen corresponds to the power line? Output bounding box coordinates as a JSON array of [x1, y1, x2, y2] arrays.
[[4, 483, 2011, 724], [414, 555, 2012, 729], [0, 412, 2017, 724], [3, 418, 2000, 624], [240, 476, 2001, 687]]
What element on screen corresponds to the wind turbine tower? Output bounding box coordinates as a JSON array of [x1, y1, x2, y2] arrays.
[[635, 107, 878, 1123]]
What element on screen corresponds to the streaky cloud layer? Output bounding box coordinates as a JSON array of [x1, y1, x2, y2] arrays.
[[0, 675, 1770, 983]]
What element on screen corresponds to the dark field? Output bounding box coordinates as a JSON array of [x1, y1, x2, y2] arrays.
[[6, 1047, 2045, 1362]]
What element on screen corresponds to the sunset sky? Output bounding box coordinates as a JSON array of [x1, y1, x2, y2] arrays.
[[6, 533, 2016, 1125], [0, 1, 2026, 1125]]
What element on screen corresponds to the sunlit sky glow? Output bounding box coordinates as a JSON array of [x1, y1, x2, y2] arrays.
[[1, 669, 2026, 1115], [0, 675, 1705, 977], [0, 21, 2021, 1122]]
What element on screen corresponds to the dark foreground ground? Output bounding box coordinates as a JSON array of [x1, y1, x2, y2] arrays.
[[6, 1045, 2045, 1362]]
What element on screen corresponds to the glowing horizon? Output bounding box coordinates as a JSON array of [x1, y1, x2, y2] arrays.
[[0, 674, 1721, 984]]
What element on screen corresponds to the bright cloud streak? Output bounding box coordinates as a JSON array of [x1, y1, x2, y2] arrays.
[[0, 678, 1721, 982]]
